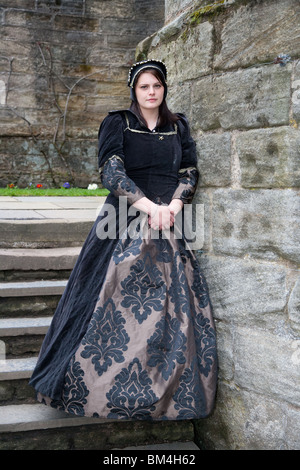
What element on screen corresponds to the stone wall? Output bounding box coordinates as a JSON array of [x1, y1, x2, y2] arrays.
[[0, 0, 164, 187], [136, 0, 300, 450]]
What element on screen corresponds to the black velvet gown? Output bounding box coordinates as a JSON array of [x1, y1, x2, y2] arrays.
[[29, 110, 217, 420]]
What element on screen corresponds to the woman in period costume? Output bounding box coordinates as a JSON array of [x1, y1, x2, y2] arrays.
[[29, 59, 217, 421]]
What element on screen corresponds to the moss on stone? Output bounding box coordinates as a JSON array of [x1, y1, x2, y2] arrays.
[[189, 0, 227, 25]]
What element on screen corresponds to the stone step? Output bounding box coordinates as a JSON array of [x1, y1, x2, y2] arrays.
[[0, 247, 80, 272], [0, 219, 93, 248], [0, 279, 66, 320], [0, 356, 37, 380], [0, 403, 195, 450], [0, 356, 37, 404], [0, 317, 52, 337], [0, 317, 52, 358], [0, 294, 60, 319], [0, 403, 112, 433], [0, 280, 67, 297], [0, 361, 200, 450]]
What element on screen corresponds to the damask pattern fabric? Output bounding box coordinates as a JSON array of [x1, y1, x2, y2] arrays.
[[31, 109, 217, 420]]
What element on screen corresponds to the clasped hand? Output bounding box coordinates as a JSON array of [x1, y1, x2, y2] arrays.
[[148, 206, 174, 231], [148, 200, 183, 231]]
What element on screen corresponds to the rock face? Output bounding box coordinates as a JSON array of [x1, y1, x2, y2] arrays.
[[137, 0, 300, 450], [0, 0, 164, 187]]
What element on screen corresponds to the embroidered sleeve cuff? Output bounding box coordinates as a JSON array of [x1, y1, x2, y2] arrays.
[[171, 167, 199, 204], [100, 155, 145, 204]]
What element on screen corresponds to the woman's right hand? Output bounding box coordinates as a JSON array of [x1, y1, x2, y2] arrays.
[[148, 205, 175, 231]]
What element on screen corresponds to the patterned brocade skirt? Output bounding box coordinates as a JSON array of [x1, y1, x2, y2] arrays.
[[37, 225, 217, 421]]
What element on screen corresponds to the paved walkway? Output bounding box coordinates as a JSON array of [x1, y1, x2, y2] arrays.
[[0, 196, 106, 221]]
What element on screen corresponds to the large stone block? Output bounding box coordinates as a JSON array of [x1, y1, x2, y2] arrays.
[[0, 109, 31, 137], [4, 10, 52, 28], [200, 382, 298, 450], [167, 82, 192, 119], [53, 15, 99, 32], [234, 326, 300, 408], [191, 64, 291, 131], [146, 41, 178, 86], [177, 22, 213, 81], [212, 189, 300, 263], [288, 277, 300, 334], [236, 127, 300, 188], [196, 132, 231, 187], [148, 21, 213, 84], [0, 0, 35, 7], [215, 0, 300, 70], [36, 0, 85, 15], [291, 61, 300, 125], [200, 255, 287, 323], [165, 0, 194, 23]]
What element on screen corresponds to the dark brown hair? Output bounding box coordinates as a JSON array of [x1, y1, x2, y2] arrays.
[[129, 68, 179, 128]]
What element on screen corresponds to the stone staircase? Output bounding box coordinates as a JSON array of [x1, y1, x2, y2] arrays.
[[0, 209, 196, 450]]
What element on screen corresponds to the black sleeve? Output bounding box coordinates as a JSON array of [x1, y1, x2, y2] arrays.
[[171, 115, 199, 204], [98, 113, 145, 204]]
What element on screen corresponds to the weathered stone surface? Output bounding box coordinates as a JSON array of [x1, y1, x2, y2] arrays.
[[196, 132, 231, 187], [236, 127, 300, 188], [291, 61, 300, 125], [165, 0, 194, 23], [167, 82, 192, 119], [148, 21, 213, 84], [212, 189, 300, 264], [0, 137, 98, 188], [142, 40, 178, 86], [200, 255, 287, 323], [234, 326, 300, 407], [191, 64, 291, 131], [215, 0, 300, 70], [199, 382, 294, 450], [288, 277, 300, 334], [147, 0, 300, 452], [0, 219, 93, 248], [0, 1, 164, 187], [175, 21, 213, 81], [0, 378, 36, 405], [0, 404, 193, 450]]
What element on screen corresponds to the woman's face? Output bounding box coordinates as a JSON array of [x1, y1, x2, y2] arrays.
[[134, 71, 164, 113]]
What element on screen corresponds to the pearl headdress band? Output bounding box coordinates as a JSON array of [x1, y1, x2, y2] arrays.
[[128, 59, 168, 88]]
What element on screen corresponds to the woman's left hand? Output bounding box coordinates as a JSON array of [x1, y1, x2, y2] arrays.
[[148, 205, 175, 231]]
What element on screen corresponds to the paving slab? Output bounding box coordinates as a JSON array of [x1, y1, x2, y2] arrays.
[[0, 202, 60, 210], [0, 197, 18, 202], [0, 196, 106, 221], [35, 209, 99, 220], [0, 210, 46, 220]]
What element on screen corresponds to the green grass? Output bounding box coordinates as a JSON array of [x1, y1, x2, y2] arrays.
[[0, 187, 110, 197]]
